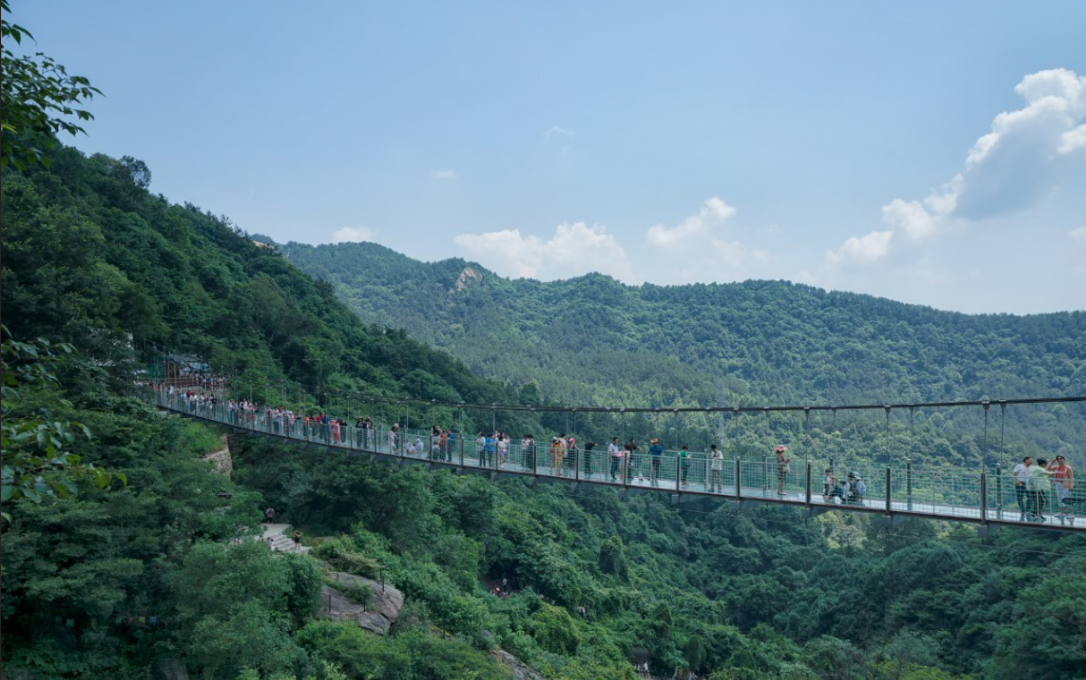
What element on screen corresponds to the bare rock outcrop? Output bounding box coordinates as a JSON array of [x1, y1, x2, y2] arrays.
[[319, 572, 404, 636], [493, 649, 543, 680], [204, 435, 232, 477]]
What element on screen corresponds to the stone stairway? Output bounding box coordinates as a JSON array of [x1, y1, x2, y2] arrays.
[[260, 523, 310, 554]]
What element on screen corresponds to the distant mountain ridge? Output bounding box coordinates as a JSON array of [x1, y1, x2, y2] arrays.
[[275, 240, 1086, 416]]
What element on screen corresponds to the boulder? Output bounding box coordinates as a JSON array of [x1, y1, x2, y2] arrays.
[[319, 572, 404, 636], [493, 649, 543, 680]]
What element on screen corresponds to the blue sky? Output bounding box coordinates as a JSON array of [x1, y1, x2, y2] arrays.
[[12, 1, 1086, 313]]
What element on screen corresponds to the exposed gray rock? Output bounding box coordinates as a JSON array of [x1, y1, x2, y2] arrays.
[[493, 649, 543, 680], [159, 657, 190, 680], [204, 435, 232, 477], [319, 572, 404, 636]]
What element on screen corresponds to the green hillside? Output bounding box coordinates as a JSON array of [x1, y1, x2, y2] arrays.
[[278, 241, 1086, 406], [277, 241, 1086, 461]]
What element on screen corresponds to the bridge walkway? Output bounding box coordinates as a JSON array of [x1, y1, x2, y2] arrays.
[[156, 394, 1083, 535]]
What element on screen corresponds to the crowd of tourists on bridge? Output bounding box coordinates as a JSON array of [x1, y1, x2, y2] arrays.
[[150, 382, 1079, 526], [1012, 455, 1076, 523]]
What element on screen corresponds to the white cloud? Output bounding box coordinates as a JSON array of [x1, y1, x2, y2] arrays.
[[454, 222, 637, 283], [641, 197, 770, 282], [432, 169, 459, 180], [645, 197, 737, 248], [881, 199, 935, 241], [1070, 226, 1086, 242], [1058, 124, 1086, 155], [953, 68, 1086, 218], [827, 230, 894, 265], [454, 197, 769, 286], [331, 226, 377, 244], [829, 68, 1086, 270]]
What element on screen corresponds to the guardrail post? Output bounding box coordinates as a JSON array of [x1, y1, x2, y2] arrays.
[[804, 461, 812, 507], [980, 472, 988, 525], [906, 459, 913, 511], [885, 467, 892, 515], [762, 454, 769, 496], [994, 465, 1003, 520], [675, 456, 681, 492], [735, 459, 742, 500]]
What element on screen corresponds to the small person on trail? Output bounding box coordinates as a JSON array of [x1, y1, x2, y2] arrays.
[[264, 507, 276, 523], [293, 529, 302, 552]]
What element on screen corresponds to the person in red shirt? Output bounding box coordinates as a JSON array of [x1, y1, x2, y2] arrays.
[[1047, 455, 1076, 523]]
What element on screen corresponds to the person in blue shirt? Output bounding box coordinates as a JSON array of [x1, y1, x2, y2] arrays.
[[649, 438, 664, 486], [483, 433, 496, 468]]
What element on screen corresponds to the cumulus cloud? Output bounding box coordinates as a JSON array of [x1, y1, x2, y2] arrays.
[[953, 68, 1086, 218], [881, 199, 935, 241], [645, 197, 737, 247], [331, 226, 377, 244], [827, 230, 894, 265], [829, 68, 1086, 267], [432, 169, 459, 180], [642, 197, 769, 282], [453, 222, 637, 283], [1059, 124, 1086, 155]]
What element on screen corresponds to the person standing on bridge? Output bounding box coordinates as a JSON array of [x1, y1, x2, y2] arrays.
[[522, 434, 536, 470], [679, 445, 690, 486], [484, 432, 497, 468], [1012, 456, 1034, 521], [775, 445, 792, 496], [709, 445, 724, 493], [624, 438, 641, 483], [476, 432, 486, 465], [1027, 458, 1055, 522], [608, 437, 622, 481], [649, 439, 663, 486], [1048, 455, 1074, 523], [550, 437, 564, 475]]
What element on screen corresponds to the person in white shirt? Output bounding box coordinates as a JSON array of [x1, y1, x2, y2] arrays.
[[1012, 456, 1034, 521], [709, 445, 724, 493], [608, 437, 622, 481]]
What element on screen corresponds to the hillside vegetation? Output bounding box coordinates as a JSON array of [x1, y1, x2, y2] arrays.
[[277, 240, 1086, 410]]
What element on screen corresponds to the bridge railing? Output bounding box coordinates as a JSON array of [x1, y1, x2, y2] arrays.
[[150, 390, 1080, 531]]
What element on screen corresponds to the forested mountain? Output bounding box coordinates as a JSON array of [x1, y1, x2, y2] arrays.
[[277, 241, 1086, 465], [278, 241, 1086, 410]]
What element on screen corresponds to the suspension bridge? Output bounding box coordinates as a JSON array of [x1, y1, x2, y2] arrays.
[[150, 390, 1085, 536]]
